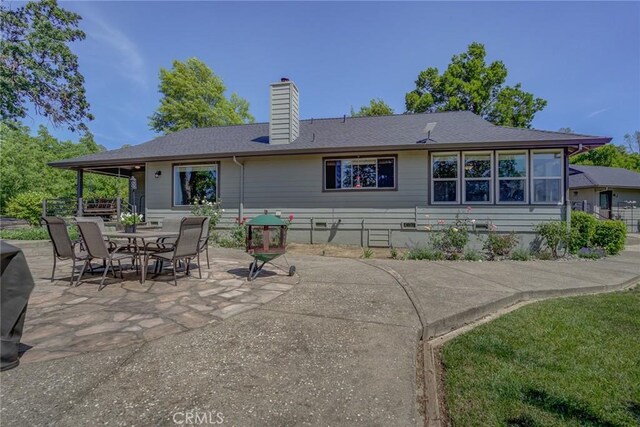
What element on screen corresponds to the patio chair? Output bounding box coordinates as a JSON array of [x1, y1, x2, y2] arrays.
[[75, 216, 107, 233], [141, 216, 207, 286], [41, 216, 92, 285], [75, 220, 132, 290], [198, 217, 211, 269]]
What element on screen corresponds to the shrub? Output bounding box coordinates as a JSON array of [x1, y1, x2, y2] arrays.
[[592, 220, 626, 255], [216, 217, 247, 248], [570, 211, 597, 253], [190, 199, 223, 233], [463, 249, 483, 261], [404, 246, 444, 261], [390, 247, 399, 259], [431, 221, 470, 260], [534, 250, 554, 260], [5, 191, 49, 226], [577, 247, 606, 259], [510, 247, 531, 261], [0, 226, 78, 240], [483, 232, 519, 260], [535, 221, 571, 258], [361, 247, 374, 259]]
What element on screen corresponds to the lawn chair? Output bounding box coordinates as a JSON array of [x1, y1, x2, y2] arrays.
[[41, 216, 92, 285], [141, 217, 207, 286], [75, 220, 132, 290], [198, 217, 211, 269]]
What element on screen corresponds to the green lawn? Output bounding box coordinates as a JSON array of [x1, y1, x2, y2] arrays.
[[442, 287, 640, 427]]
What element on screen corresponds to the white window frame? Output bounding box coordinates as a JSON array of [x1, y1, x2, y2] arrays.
[[172, 163, 219, 207], [462, 152, 493, 204], [496, 151, 528, 204], [323, 157, 396, 191], [431, 152, 460, 204], [530, 149, 564, 205]]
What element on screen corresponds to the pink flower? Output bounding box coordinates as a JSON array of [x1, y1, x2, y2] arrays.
[[466, 206, 472, 212], [490, 224, 498, 231], [438, 219, 445, 225], [288, 214, 294, 221]]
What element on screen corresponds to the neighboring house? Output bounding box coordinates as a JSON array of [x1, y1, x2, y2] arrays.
[[50, 79, 611, 247], [569, 165, 640, 231]]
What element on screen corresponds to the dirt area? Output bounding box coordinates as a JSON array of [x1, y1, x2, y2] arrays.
[[286, 242, 400, 259]]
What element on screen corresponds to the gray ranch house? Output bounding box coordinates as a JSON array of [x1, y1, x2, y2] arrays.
[[50, 79, 611, 247], [570, 165, 640, 231]]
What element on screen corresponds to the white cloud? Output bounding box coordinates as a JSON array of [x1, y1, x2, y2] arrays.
[[586, 107, 611, 118], [80, 8, 147, 88]]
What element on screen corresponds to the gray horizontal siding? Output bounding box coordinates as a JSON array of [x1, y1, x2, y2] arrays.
[[146, 206, 563, 234], [144, 151, 564, 245]]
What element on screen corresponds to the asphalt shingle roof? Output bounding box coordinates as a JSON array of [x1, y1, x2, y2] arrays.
[[51, 111, 610, 168], [569, 165, 640, 189]]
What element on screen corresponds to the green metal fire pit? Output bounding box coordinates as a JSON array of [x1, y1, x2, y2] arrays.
[[245, 214, 295, 281]]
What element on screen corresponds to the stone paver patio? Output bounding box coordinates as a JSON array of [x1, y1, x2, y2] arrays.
[[17, 243, 298, 364]]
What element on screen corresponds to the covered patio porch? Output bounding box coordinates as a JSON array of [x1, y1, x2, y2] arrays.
[[42, 164, 147, 222]]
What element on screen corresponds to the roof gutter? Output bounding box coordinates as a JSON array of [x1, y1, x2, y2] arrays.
[[232, 156, 244, 220]]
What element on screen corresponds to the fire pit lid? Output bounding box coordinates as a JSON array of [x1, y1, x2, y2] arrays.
[[246, 214, 287, 227]]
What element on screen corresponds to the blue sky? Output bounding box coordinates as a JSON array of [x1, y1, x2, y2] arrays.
[[19, 1, 640, 150]]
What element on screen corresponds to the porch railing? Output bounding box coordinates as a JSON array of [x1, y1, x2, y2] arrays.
[[42, 197, 124, 220]]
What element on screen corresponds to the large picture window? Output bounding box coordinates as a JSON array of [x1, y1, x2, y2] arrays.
[[497, 152, 527, 203], [463, 153, 492, 203], [173, 164, 218, 206], [532, 151, 563, 204], [432, 153, 459, 203], [324, 157, 395, 190]]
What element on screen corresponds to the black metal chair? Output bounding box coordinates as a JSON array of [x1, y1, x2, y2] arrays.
[[142, 217, 207, 286], [41, 216, 92, 285], [75, 221, 132, 290]]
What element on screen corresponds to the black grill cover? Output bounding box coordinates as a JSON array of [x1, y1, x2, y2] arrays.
[[1, 241, 35, 371]]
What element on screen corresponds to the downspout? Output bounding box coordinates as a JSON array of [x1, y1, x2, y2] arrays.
[[232, 156, 244, 221]]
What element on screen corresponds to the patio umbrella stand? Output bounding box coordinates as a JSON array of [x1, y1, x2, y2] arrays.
[[245, 214, 295, 281]]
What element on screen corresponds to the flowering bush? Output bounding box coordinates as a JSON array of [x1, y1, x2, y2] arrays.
[[430, 216, 472, 260], [217, 217, 247, 248], [483, 231, 519, 260], [190, 199, 223, 232], [120, 212, 143, 226]]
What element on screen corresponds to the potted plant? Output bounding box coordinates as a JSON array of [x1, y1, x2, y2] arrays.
[[120, 212, 143, 233]]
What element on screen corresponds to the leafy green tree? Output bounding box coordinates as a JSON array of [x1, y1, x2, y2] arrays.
[[351, 99, 394, 117], [149, 58, 254, 134], [0, 0, 93, 131], [405, 42, 547, 128], [570, 144, 640, 172], [0, 122, 127, 214], [558, 127, 574, 133]]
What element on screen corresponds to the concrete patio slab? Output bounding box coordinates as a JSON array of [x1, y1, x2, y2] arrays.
[[263, 281, 421, 328], [1, 239, 638, 426]]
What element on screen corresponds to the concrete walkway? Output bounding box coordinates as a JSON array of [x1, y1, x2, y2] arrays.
[[1, 238, 638, 426]]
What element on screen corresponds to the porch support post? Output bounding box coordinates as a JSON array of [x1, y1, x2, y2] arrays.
[[76, 169, 84, 217], [564, 148, 571, 228]]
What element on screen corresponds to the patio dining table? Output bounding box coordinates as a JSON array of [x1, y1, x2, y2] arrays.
[[102, 230, 179, 280]]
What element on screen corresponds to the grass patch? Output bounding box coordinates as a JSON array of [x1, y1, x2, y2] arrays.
[[442, 287, 640, 426], [0, 226, 78, 241]]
